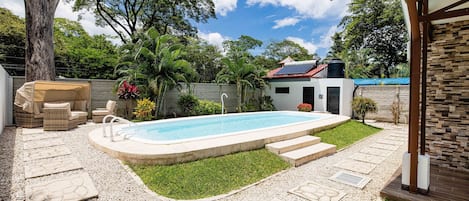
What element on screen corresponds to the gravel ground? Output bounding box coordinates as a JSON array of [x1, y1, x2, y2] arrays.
[[3, 122, 407, 201]]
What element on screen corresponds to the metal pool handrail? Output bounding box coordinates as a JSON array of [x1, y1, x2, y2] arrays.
[[102, 115, 135, 142]]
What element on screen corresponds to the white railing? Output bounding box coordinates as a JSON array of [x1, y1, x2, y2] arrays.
[[102, 115, 136, 142]]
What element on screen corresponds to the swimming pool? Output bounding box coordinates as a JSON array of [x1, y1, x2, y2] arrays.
[[123, 111, 326, 144], [88, 111, 349, 164]]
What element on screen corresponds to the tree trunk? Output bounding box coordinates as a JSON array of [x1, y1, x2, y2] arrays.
[[24, 0, 59, 82]]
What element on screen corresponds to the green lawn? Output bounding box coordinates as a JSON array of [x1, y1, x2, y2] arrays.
[[313, 120, 382, 150], [127, 149, 290, 199]]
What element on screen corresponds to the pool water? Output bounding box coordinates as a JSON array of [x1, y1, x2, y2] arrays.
[[123, 111, 325, 143]]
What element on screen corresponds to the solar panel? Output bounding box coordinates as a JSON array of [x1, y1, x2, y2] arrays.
[[275, 63, 315, 75]]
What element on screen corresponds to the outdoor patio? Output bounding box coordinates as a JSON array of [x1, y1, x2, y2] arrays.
[[1, 121, 410, 201], [381, 165, 469, 201]]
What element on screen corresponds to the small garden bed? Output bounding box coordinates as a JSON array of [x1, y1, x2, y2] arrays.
[[127, 149, 289, 199], [313, 120, 382, 150]]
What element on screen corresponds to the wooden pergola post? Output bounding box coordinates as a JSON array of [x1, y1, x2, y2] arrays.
[[405, 0, 421, 193]]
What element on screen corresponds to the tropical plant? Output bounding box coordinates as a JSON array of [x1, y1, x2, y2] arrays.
[[194, 100, 222, 115], [216, 56, 257, 112], [259, 96, 275, 111], [117, 80, 140, 119], [133, 98, 156, 121], [297, 103, 312, 112], [117, 27, 195, 117], [177, 93, 199, 116], [352, 97, 378, 124]]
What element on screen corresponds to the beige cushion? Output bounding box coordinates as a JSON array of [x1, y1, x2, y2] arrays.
[[44, 102, 71, 117], [106, 101, 116, 113], [69, 113, 79, 120], [33, 102, 43, 114], [92, 110, 111, 116], [71, 111, 88, 117], [74, 100, 87, 111]]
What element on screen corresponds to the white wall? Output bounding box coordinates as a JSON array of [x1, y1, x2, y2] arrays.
[[266, 78, 354, 116], [0, 65, 13, 134]]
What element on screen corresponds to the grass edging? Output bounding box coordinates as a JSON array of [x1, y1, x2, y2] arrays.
[[125, 149, 290, 200], [312, 120, 383, 151]]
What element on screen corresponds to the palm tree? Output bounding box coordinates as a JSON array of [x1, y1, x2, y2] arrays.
[[117, 27, 195, 117], [216, 56, 257, 112]]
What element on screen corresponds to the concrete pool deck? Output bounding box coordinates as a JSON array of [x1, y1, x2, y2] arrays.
[[88, 113, 350, 164]]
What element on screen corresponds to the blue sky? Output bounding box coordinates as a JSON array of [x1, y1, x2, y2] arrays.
[[1, 0, 351, 58], [197, 0, 351, 58]]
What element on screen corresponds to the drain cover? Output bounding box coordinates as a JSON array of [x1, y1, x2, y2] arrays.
[[329, 171, 371, 189]]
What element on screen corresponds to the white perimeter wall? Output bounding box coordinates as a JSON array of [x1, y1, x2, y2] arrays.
[[266, 78, 354, 116], [0, 65, 13, 134]]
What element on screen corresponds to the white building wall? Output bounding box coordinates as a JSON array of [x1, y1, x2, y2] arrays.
[[266, 78, 354, 116], [0, 65, 13, 134]]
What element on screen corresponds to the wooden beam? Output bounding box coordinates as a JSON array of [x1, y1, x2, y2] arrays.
[[420, 0, 428, 156], [431, 0, 468, 16], [405, 0, 421, 193]]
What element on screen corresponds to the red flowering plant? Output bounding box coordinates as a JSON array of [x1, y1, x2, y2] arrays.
[[297, 103, 312, 112], [117, 81, 140, 119], [117, 81, 139, 100]]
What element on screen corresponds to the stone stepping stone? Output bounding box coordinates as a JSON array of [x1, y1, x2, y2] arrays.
[[377, 139, 404, 146], [23, 133, 59, 142], [334, 160, 377, 174], [24, 157, 82, 178], [369, 143, 400, 151], [24, 146, 72, 161], [25, 173, 98, 201], [349, 153, 386, 164], [360, 147, 393, 157], [289, 181, 346, 201], [384, 136, 406, 141], [390, 133, 407, 138], [22, 128, 44, 135], [24, 138, 64, 150]]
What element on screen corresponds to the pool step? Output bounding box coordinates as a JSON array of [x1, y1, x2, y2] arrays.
[[266, 135, 320, 154], [280, 143, 336, 167]]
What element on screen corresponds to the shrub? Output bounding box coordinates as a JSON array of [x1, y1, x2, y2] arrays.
[[259, 96, 275, 111], [194, 100, 222, 115], [352, 96, 377, 124], [133, 98, 156, 121], [177, 94, 199, 116], [297, 103, 312, 112]]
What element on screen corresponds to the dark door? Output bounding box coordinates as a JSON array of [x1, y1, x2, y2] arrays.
[[303, 87, 314, 108], [327, 87, 340, 114]]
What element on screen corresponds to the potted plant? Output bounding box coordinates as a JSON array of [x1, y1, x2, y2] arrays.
[[117, 80, 139, 119]]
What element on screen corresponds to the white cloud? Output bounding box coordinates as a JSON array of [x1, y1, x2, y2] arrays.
[[214, 0, 237, 16], [273, 17, 300, 29], [318, 25, 338, 48], [1, 1, 121, 44], [286, 25, 340, 56], [286, 36, 318, 54], [246, 0, 350, 19], [198, 31, 230, 51]]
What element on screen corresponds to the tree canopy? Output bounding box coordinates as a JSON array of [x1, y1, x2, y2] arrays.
[[332, 0, 408, 78], [71, 0, 216, 43], [263, 39, 313, 62]]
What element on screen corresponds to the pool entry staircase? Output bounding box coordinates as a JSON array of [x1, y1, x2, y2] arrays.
[[266, 135, 336, 166]]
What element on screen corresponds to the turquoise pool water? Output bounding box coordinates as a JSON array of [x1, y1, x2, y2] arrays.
[[123, 111, 325, 143]]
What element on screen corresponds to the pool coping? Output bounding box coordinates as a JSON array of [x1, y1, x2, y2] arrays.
[[88, 113, 350, 165]]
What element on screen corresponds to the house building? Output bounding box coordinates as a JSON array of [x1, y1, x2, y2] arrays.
[[265, 59, 354, 117]]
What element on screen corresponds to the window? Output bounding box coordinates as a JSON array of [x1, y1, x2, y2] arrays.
[[275, 87, 289, 94]]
